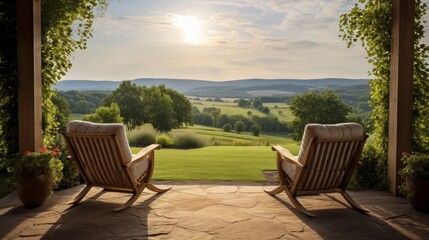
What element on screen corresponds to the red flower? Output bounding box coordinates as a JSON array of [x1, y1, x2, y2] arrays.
[[23, 150, 30, 156], [53, 147, 60, 152], [51, 151, 57, 157], [40, 146, 48, 152], [402, 152, 409, 157]]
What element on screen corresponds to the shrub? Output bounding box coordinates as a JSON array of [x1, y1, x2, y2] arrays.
[[173, 132, 206, 149], [156, 134, 174, 148], [128, 125, 157, 147], [251, 124, 262, 136], [223, 124, 232, 132], [348, 143, 386, 190], [234, 121, 246, 133]]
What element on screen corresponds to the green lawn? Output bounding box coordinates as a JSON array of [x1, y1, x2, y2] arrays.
[[131, 145, 300, 182]]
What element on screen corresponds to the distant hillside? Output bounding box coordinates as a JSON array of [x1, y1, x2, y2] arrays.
[[56, 78, 369, 97]]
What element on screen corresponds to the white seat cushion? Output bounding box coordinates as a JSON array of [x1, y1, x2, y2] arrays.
[[282, 123, 364, 180], [130, 155, 150, 181], [66, 120, 133, 164]]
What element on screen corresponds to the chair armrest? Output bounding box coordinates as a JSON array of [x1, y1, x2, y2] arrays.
[[272, 146, 303, 169], [128, 144, 161, 167]]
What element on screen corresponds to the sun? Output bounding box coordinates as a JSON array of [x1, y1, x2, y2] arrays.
[[173, 15, 203, 44]]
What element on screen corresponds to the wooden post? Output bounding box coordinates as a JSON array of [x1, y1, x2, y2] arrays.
[[388, 0, 414, 195], [17, 0, 43, 152]]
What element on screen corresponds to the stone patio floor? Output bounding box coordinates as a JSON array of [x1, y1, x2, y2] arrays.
[[1, 182, 428, 239]]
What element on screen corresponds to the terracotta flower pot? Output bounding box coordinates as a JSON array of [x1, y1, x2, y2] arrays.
[[406, 178, 429, 213], [16, 175, 52, 208]]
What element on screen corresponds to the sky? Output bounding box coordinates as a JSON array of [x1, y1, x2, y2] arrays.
[[62, 0, 427, 81]]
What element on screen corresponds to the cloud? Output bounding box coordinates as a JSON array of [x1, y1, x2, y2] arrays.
[[209, 11, 252, 27], [273, 1, 353, 30], [119, 13, 176, 29]]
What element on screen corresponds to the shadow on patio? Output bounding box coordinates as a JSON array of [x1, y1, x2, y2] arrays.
[[0, 183, 428, 239]]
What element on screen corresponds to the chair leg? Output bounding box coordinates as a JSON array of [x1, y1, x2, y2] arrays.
[[146, 183, 171, 193], [284, 187, 316, 217], [264, 185, 285, 195], [341, 191, 368, 214], [68, 185, 92, 205], [114, 184, 146, 211]]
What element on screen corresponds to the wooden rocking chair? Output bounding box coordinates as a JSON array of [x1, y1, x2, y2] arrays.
[[63, 120, 170, 211], [265, 123, 368, 216]]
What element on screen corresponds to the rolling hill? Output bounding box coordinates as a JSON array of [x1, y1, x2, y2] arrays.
[[55, 78, 369, 98]]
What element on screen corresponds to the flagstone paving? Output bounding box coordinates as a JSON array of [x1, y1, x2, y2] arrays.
[[0, 182, 428, 239]]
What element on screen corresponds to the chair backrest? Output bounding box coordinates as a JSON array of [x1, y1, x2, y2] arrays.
[[293, 123, 367, 194], [64, 121, 135, 189]]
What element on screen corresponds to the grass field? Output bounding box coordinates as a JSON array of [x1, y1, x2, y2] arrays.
[[191, 98, 294, 122], [129, 125, 300, 181], [131, 146, 293, 181], [71, 113, 85, 120], [170, 124, 299, 147]]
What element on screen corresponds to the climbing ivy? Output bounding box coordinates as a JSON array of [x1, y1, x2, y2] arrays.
[[339, 0, 429, 186], [0, 1, 108, 163]]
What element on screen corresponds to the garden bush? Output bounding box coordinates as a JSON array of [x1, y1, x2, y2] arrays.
[[156, 134, 174, 148], [172, 132, 207, 149], [348, 143, 387, 190], [128, 125, 157, 146]]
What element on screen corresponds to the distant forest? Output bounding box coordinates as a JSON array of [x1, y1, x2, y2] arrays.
[[57, 84, 371, 115]]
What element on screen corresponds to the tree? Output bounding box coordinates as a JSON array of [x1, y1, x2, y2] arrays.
[[191, 106, 200, 116], [223, 124, 232, 132], [52, 94, 71, 131], [82, 103, 123, 123], [103, 81, 146, 129], [157, 85, 193, 129], [251, 124, 262, 136], [0, 0, 108, 159], [74, 100, 95, 114], [193, 113, 214, 127], [252, 100, 263, 109], [290, 91, 352, 139], [238, 99, 251, 107], [217, 114, 230, 128], [142, 87, 175, 132], [234, 121, 246, 133], [339, 0, 429, 155]]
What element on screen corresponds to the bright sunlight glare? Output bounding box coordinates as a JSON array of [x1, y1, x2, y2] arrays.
[[173, 15, 203, 44]]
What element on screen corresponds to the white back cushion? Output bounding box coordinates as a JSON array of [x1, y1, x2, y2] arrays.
[[66, 120, 133, 164], [297, 123, 364, 162]]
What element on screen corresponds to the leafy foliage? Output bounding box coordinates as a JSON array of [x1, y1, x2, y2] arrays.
[[57, 90, 110, 113], [103, 81, 146, 129], [0, 1, 108, 168], [156, 134, 174, 148], [339, 0, 429, 159], [251, 124, 262, 136], [234, 121, 246, 133], [82, 103, 123, 123], [172, 132, 207, 149], [289, 91, 352, 139], [103, 81, 193, 132], [6, 147, 64, 190], [52, 94, 71, 131], [348, 143, 388, 190], [223, 124, 232, 132]]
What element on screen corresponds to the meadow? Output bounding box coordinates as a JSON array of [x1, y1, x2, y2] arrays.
[[190, 98, 294, 122], [71, 99, 299, 182], [129, 125, 300, 182]]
